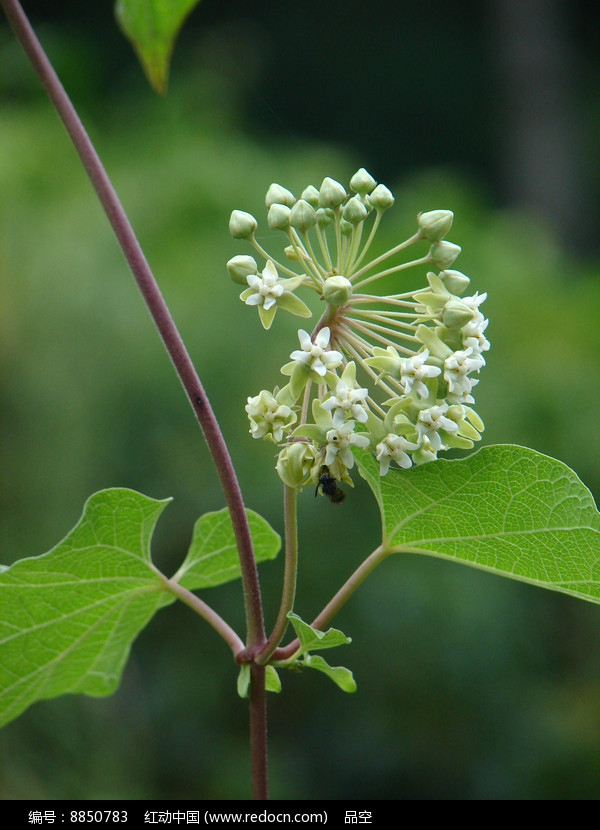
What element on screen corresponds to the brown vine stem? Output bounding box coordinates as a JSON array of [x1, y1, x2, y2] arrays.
[[1, 0, 268, 800]]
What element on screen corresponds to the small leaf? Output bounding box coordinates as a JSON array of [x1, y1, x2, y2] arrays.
[[0, 489, 172, 728], [287, 612, 352, 654], [304, 655, 357, 693], [115, 0, 202, 94], [236, 664, 281, 698], [237, 664, 251, 699], [172, 508, 280, 590], [265, 665, 281, 694], [355, 444, 600, 605]]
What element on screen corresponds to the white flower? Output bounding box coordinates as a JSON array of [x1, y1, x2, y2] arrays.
[[324, 421, 370, 468], [245, 390, 296, 442], [399, 349, 441, 398], [461, 291, 487, 313], [290, 327, 343, 377], [375, 433, 420, 475], [321, 380, 369, 428], [416, 404, 459, 450], [444, 348, 485, 389], [244, 260, 284, 310], [462, 312, 490, 355]]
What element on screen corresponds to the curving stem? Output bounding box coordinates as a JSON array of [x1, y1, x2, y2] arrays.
[[1, 0, 268, 799]]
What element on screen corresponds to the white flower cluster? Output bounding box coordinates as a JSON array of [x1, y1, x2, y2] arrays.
[[228, 169, 489, 492]]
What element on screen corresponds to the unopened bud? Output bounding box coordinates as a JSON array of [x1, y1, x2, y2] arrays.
[[369, 184, 394, 210], [322, 275, 352, 306], [439, 269, 470, 295], [442, 299, 475, 329], [265, 183, 296, 209], [226, 254, 258, 285], [229, 210, 257, 239], [428, 241, 461, 269], [343, 195, 368, 225], [301, 185, 320, 208], [350, 168, 377, 194], [418, 210, 454, 242], [318, 177, 347, 208], [316, 208, 334, 228], [289, 199, 317, 232], [276, 442, 317, 489], [267, 203, 291, 231]]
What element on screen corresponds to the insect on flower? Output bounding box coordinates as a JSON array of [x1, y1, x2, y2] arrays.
[[315, 465, 346, 504]]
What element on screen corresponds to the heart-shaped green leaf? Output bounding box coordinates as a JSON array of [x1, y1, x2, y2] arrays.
[[0, 489, 172, 728], [173, 508, 281, 590], [355, 444, 600, 604]]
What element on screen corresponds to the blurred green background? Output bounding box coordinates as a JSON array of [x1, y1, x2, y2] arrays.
[[2, 0, 600, 801]]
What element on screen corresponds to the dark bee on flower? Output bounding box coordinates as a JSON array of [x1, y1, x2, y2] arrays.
[[315, 465, 346, 504]]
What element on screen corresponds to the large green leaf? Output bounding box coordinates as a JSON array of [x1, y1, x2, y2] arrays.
[[0, 489, 172, 728], [0, 487, 281, 728], [173, 507, 281, 590], [115, 0, 202, 93], [355, 444, 600, 604]]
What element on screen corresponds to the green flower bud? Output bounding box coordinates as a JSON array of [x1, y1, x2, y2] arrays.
[[276, 441, 317, 489], [340, 218, 353, 236], [316, 207, 334, 228], [350, 168, 377, 194], [439, 269, 470, 295], [226, 254, 258, 285], [284, 245, 299, 260], [289, 199, 317, 232], [318, 177, 347, 208], [343, 195, 368, 225], [229, 210, 257, 239], [368, 183, 394, 210], [301, 185, 320, 208], [267, 203, 291, 231], [322, 275, 352, 306], [442, 299, 475, 329], [265, 183, 296, 209], [417, 210, 454, 242], [428, 240, 461, 269]]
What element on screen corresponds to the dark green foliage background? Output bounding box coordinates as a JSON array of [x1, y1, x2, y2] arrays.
[[1, 0, 600, 800]]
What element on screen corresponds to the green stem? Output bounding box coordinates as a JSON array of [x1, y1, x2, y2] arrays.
[[1, 0, 269, 799], [271, 545, 390, 661], [352, 256, 430, 291], [350, 231, 423, 280], [346, 209, 382, 276], [256, 485, 299, 664], [161, 577, 245, 655]]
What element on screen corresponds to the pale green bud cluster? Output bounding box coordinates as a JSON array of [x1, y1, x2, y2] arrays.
[[228, 168, 489, 492]]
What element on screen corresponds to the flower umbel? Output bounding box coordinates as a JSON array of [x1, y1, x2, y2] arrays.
[[228, 168, 489, 491]]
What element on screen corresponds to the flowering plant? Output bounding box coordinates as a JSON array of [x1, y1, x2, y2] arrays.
[[229, 170, 488, 492], [2, 0, 600, 804]]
